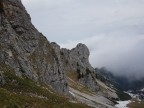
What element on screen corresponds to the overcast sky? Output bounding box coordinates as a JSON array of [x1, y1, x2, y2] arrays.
[[22, 0, 144, 79]]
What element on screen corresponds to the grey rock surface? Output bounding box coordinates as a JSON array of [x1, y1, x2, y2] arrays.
[[59, 43, 100, 91], [0, 1, 117, 107], [0, 71, 5, 86], [0, 0, 68, 94], [69, 87, 115, 108]]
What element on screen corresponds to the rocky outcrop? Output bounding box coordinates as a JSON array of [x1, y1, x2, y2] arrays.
[[50, 43, 118, 107], [51, 43, 99, 91], [0, 0, 68, 94], [0, 1, 118, 107]]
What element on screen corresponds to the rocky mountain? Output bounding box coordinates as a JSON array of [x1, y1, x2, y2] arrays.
[[95, 67, 144, 101], [0, 0, 119, 108], [95, 67, 132, 101], [114, 76, 144, 100], [0, 0, 68, 94], [52, 43, 119, 107]]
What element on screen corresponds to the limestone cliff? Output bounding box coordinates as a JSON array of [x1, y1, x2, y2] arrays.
[[0, 0, 68, 94], [59, 43, 99, 91], [51, 43, 118, 107], [0, 0, 118, 108]]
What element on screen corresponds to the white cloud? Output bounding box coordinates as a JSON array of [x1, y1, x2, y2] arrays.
[[22, 0, 144, 42], [21, 0, 144, 79]]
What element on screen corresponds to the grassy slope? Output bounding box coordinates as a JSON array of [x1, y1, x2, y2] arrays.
[[0, 64, 88, 108], [66, 71, 95, 96], [128, 100, 144, 108]]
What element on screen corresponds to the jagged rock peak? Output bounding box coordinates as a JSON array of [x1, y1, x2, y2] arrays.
[[51, 42, 61, 51], [70, 43, 91, 68], [71, 43, 90, 58], [0, 1, 119, 108]]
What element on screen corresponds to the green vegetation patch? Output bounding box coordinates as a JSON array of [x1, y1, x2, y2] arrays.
[[116, 90, 131, 101], [0, 63, 88, 108]]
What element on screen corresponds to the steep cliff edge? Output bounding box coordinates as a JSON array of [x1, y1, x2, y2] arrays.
[[60, 43, 99, 91], [0, 0, 118, 108], [51, 43, 118, 108], [0, 0, 68, 94]]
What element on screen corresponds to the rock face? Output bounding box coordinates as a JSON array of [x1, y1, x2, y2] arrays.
[[58, 43, 99, 91], [0, 71, 5, 86], [0, 1, 118, 107], [0, 0, 68, 94]]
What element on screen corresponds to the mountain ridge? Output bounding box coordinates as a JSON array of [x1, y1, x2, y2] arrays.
[[0, 0, 119, 107]]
